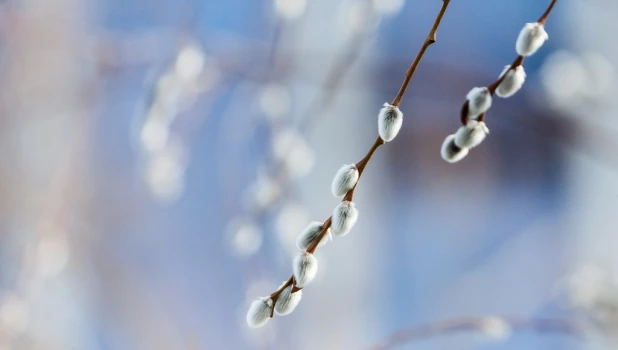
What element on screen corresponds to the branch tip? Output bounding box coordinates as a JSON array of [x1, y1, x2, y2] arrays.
[[390, 0, 451, 106]]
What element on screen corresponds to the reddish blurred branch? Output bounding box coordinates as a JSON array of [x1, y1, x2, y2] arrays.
[[367, 315, 582, 350]]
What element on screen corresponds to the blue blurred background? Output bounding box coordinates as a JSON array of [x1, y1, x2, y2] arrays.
[[1, 0, 617, 349]]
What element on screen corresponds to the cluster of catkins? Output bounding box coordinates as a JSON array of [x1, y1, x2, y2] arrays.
[[441, 20, 550, 163], [246, 103, 404, 328]]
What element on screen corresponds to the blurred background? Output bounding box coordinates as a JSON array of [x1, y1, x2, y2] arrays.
[[0, 0, 617, 349]]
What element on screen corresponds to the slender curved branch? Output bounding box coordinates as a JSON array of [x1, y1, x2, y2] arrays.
[[538, 0, 558, 24], [266, 0, 452, 309], [367, 315, 582, 350], [391, 0, 450, 107]]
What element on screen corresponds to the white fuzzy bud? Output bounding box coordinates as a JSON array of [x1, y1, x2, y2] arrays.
[[293, 252, 318, 288], [441, 134, 469, 163], [378, 103, 403, 142], [331, 164, 359, 197], [516, 22, 549, 57], [496, 65, 527, 98], [466, 87, 492, 117], [331, 201, 359, 237], [454, 120, 489, 149], [296, 221, 332, 251], [274, 284, 302, 316], [246, 297, 273, 328]]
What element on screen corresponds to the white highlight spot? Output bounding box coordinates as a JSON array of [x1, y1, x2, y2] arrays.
[[226, 220, 263, 258], [479, 316, 511, 341], [541, 51, 587, 108], [144, 142, 187, 203], [0, 295, 29, 334], [272, 130, 315, 178], [175, 44, 205, 81], [372, 0, 405, 16], [36, 235, 70, 278], [567, 264, 607, 309], [259, 83, 292, 122], [247, 174, 282, 210], [274, 0, 307, 21], [276, 202, 310, 252], [140, 117, 170, 153]]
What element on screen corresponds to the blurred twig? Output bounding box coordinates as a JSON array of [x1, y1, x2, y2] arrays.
[[224, 1, 378, 224], [367, 315, 582, 350], [296, 15, 376, 134]]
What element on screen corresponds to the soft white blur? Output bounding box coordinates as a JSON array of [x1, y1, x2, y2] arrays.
[[0, 0, 617, 349]]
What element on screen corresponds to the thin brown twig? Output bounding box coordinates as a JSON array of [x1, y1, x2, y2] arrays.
[[461, 56, 524, 126], [343, 136, 385, 202], [459, 0, 557, 126], [462, 55, 524, 125], [297, 16, 375, 134], [367, 315, 582, 350], [265, 0, 452, 312], [391, 0, 451, 107], [487, 55, 525, 95], [538, 0, 558, 24]]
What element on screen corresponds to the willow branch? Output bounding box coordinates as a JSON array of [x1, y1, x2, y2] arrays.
[[391, 0, 451, 107], [487, 55, 525, 95], [538, 0, 558, 24], [367, 315, 582, 350], [265, 0, 452, 306], [460, 55, 524, 126], [459, 0, 557, 126], [298, 22, 374, 134]]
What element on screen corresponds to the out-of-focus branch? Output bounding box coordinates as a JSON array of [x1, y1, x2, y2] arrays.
[[367, 315, 582, 350], [297, 17, 376, 134]]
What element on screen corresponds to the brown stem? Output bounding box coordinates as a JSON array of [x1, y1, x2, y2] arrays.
[[487, 55, 524, 95], [356, 136, 386, 173], [306, 217, 332, 254], [270, 276, 294, 299], [460, 56, 524, 126], [343, 136, 385, 201], [538, 0, 558, 24], [287, 217, 333, 293], [260, 0, 454, 322], [391, 0, 451, 107], [460, 100, 470, 126], [268, 275, 294, 317]]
